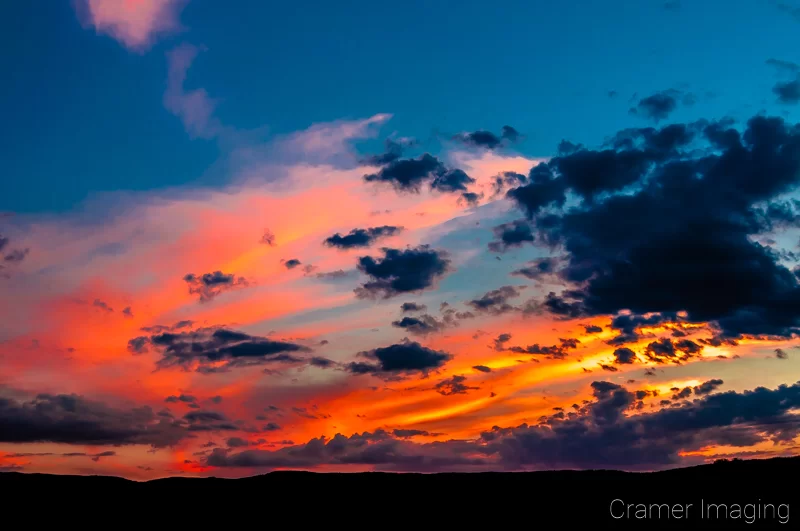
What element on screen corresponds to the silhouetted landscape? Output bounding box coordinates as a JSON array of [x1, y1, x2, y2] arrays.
[[4, 457, 797, 527]]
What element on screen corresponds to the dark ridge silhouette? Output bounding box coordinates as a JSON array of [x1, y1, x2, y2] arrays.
[[3, 456, 798, 527]]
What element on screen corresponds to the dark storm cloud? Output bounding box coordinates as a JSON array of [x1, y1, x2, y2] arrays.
[[323, 226, 404, 249], [183, 271, 248, 302], [363, 154, 475, 194], [472, 365, 492, 373], [0, 392, 189, 447], [509, 115, 800, 341], [584, 324, 603, 334], [452, 126, 521, 149], [131, 327, 310, 372], [467, 285, 525, 315], [205, 380, 800, 471], [346, 339, 452, 378], [355, 245, 450, 299]]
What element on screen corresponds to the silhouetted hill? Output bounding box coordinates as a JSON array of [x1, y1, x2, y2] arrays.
[[3, 457, 798, 528]]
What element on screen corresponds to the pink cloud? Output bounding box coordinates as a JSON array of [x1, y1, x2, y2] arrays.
[[75, 0, 187, 51], [163, 44, 221, 139]]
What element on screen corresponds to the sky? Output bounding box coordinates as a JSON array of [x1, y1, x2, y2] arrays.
[[2, 0, 800, 479]]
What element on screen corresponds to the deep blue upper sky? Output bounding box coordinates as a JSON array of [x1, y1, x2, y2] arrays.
[[2, 0, 799, 212]]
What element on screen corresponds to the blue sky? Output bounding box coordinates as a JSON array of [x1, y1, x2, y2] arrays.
[[3, 0, 799, 212]]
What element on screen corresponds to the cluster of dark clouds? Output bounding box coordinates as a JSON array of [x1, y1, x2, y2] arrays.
[[392, 301, 474, 335], [345, 339, 452, 379], [324, 226, 403, 249], [127, 327, 312, 373], [354, 245, 450, 299], [363, 153, 475, 194], [494, 114, 800, 343], [0, 393, 189, 447], [492, 333, 581, 360], [183, 271, 249, 302], [205, 379, 800, 471]]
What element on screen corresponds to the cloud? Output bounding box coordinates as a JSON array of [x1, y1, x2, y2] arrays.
[[283, 259, 302, 270], [165, 394, 197, 404], [164, 44, 221, 139], [505, 337, 581, 360], [628, 89, 693, 121], [468, 285, 525, 315], [205, 381, 800, 471], [435, 375, 479, 396], [346, 339, 452, 378], [363, 155, 475, 194], [612, 347, 638, 364], [183, 271, 249, 303], [452, 126, 521, 149], [135, 327, 311, 372], [3, 248, 29, 263], [773, 78, 800, 104], [400, 302, 427, 313], [323, 226, 404, 249], [391, 315, 446, 335], [488, 220, 535, 253], [509, 116, 800, 341], [766, 58, 800, 73], [355, 245, 451, 299], [360, 137, 417, 166], [74, 0, 186, 51], [511, 257, 561, 280], [260, 229, 276, 246], [0, 392, 188, 447]]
